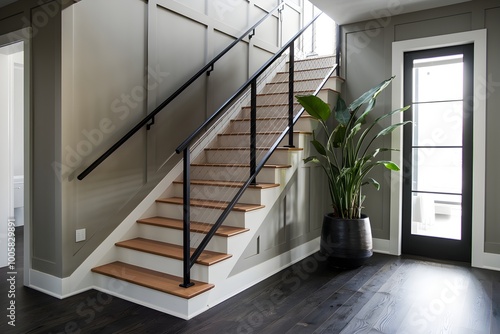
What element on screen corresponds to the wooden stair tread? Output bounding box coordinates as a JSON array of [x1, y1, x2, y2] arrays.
[[190, 163, 291, 169], [91, 261, 214, 299], [116, 238, 231, 266], [138, 217, 249, 237], [173, 179, 280, 189], [157, 197, 265, 212]]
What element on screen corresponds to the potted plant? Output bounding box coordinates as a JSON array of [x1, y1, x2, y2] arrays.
[[296, 76, 410, 268]]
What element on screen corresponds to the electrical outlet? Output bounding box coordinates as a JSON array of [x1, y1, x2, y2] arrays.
[[76, 228, 86, 242]]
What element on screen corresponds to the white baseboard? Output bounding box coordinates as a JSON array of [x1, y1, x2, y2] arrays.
[[372, 237, 394, 255]]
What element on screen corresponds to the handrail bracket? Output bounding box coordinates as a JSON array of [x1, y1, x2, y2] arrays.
[[206, 64, 214, 76], [146, 116, 155, 130]]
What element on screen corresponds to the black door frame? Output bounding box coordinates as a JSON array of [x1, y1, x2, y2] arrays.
[[402, 44, 474, 263]]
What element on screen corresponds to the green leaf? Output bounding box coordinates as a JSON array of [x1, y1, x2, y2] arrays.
[[381, 161, 400, 171], [349, 77, 394, 112], [311, 139, 326, 156], [303, 156, 320, 164], [376, 121, 412, 138], [335, 96, 350, 125], [362, 177, 381, 190], [332, 125, 346, 147], [296, 95, 331, 122]]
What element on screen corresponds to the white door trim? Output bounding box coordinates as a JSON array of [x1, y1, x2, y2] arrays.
[[388, 29, 499, 271]]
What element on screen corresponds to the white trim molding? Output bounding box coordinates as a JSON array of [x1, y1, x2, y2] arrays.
[[390, 29, 499, 271]]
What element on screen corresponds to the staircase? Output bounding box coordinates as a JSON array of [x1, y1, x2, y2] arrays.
[[90, 55, 343, 319]]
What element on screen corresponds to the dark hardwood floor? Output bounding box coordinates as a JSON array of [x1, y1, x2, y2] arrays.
[[1, 227, 499, 333]]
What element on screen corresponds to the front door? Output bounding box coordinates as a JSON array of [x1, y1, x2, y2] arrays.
[[402, 44, 473, 263]]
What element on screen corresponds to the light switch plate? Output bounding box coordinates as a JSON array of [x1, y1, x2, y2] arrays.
[[76, 228, 86, 242]]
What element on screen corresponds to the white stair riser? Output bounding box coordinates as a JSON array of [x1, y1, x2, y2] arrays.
[[316, 89, 339, 107], [323, 77, 344, 92], [93, 274, 198, 320], [203, 148, 294, 165], [260, 79, 341, 101], [229, 117, 319, 133], [190, 165, 285, 184], [230, 117, 305, 132], [115, 246, 211, 282], [156, 202, 260, 228], [217, 133, 301, 148], [261, 80, 324, 94], [173, 182, 264, 204], [273, 68, 332, 82], [285, 57, 336, 71], [255, 92, 314, 106], [137, 223, 231, 254], [239, 104, 302, 118]]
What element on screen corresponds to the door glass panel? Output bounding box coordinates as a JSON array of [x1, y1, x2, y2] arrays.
[[413, 55, 463, 102], [412, 101, 463, 146], [411, 193, 462, 240], [412, 148, 462, 194], [410, 52, 465, 240]]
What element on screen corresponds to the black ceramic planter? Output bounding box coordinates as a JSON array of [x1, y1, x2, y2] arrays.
[[320, 213, 373, 269]]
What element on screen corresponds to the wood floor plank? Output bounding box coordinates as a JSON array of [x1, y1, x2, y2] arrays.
[[492, 270, 500, 333], [183, 254, 340, 334], [284, 257, 396, 334], [336, 260, 435, 334], [137, 216, 249, 237], [91, 262, 214, 299], [156, 197, 265, 212], [115, 238, 232, 265]]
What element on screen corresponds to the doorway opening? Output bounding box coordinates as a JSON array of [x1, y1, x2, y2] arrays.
[[0, 39, 25, 269], [402, 44, 473, 263]]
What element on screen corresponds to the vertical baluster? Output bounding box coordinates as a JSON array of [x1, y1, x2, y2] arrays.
[[335, 24, 341, 77], [180, 148, 194, 288], [287, 41, 295, 148], [250, 79, 257, 185]]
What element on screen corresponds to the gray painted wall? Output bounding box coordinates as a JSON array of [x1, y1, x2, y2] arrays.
[[340, 0, 500, 254], [0, 0, 312, 277]]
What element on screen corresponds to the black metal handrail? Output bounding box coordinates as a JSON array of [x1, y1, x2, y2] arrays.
[[77, 1, 285, 181], [176, 12, 337, 288]]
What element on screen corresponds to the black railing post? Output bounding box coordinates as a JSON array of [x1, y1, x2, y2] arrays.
[[286, 41, 295, 148], [335, 23, 341, 77], [250, 79, 257, 185], [180, 148, 194, 288]]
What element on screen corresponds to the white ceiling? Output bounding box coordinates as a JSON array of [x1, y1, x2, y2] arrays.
[[310, 0, 472, 25], [0, 0, 472, 24]]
